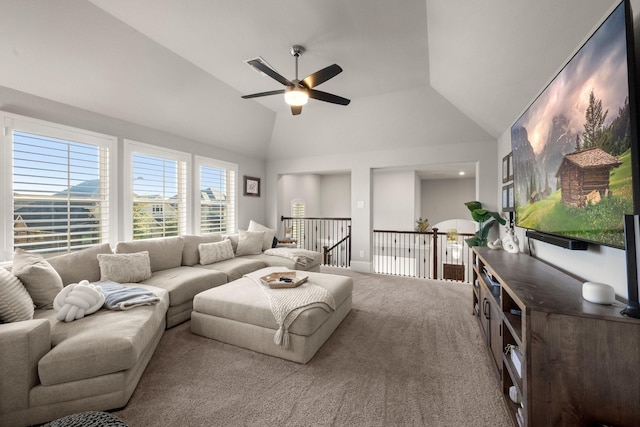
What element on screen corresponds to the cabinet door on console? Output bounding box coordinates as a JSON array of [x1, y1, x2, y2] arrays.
[[488, 300, 502, 374]]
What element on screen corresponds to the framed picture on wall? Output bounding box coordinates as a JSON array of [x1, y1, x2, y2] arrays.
[[502, 183, 514, 212], [502, 152, 513, 183], [243, 176, 260, 197]]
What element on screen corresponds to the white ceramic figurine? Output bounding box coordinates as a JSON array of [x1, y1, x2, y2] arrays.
[[502, 227, 520, 254]]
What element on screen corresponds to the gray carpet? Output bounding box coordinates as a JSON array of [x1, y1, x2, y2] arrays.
[[113, 267, 511, 426]]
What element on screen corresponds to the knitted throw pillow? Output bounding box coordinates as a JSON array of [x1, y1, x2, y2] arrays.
[[97, 251, 152, 283], [199, 240, 235, 265]]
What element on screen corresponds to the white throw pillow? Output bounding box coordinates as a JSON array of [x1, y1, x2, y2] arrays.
[[199, 240, 235, 265], [0, 268, 34, 323], [235, 230, 265, 256], [11, 248, 63, 309], [248, 220, 276, 251], [97, 251, 152, 283]]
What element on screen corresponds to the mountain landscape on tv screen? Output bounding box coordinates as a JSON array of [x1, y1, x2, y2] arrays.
[[511, 2, 634, 248]]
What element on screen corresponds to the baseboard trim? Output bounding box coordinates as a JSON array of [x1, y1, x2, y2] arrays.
[[349, 261, 372, 273]]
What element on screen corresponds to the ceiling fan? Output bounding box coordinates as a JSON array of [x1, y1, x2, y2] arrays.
[[241, 45, 350, 115]]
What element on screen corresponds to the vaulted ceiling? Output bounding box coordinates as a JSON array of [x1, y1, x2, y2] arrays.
[[0, 0, 621, 160]]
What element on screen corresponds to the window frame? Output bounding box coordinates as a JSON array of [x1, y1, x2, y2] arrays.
[[1, 112, 118, 260], [123, 139, 191, 241]]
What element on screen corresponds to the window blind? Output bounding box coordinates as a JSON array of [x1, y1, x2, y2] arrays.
[[199, 163, 236, 234], [12, 130, 110, 254], [291, 200, 305, 243], [132, 152, 186, 239]]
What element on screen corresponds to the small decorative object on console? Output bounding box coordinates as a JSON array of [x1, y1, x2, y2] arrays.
[[509, 385, 521, 404], [505, 344, 522, 377], [582, 281, 615, 305], [502, 227, 520, 254]]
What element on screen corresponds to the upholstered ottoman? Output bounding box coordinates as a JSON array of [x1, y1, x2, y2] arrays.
[[191, 267, 353, 363]]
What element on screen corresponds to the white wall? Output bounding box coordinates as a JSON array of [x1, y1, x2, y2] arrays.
[[421, 178, 476, 227], [373, 170, 418, 231], [266, 139, 498, 272], [414, 172, 422, 225], [0, 86, 266, 238], [320, 174, 351, 217], [278, 174, 321, 218]]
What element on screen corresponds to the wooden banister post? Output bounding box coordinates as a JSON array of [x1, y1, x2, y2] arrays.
[[323, 245, 330, 265], [347, 225, 351, 267], [432, 228, 439, 280]]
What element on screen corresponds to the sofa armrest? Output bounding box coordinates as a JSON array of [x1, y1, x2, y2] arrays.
[[0, 319, 50, 414]]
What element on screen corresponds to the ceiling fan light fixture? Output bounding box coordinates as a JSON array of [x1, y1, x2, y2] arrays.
[[284, 86, 309, 106]]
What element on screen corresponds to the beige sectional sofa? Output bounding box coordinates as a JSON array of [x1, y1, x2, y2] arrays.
[[0, 233, 321, 427]]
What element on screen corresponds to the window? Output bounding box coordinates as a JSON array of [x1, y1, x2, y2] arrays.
[[291, 199, 305, 243], [195, 156, 237, 234], [1, 113, 116, 258], [124, 140, 189, 240]]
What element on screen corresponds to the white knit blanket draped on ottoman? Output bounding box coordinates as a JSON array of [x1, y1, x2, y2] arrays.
[[245, 270, 336, 350]]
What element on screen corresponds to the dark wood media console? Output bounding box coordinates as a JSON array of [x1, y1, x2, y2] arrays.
[[472, 247, 640, 426]]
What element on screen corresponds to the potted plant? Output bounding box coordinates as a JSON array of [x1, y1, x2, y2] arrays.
[[464, 201, 506, 247], [415, 217, 429, 232]]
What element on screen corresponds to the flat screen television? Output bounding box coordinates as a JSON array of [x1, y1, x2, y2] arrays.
[[511, 0, 640, 249]]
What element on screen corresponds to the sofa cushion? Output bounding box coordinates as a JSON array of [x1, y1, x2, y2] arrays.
[[248, 220, 276, 251], [199, 240, 234, 265], [193, 257, 267, 282], [0, 268, 34, 323], [35, 285, 169, 386], [115, 236, 184, 273], [97, 252, 152, 283], [11, 249, 63, 310], [181, 234, 222, 266], [235, 230, 264, 256], [140, 266, 227, 307], [47, 243, 113, 286], [242, 253, 310, 270]]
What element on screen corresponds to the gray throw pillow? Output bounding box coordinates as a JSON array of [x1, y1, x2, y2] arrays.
[[235, 230, 264, 256], [11, 248, 63, 309], [248, 220, 276, 251]]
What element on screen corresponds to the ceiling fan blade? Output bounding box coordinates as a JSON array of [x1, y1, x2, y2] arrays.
[[308, 89, 350, 106], [301, 64, 342, 89], [241, 89, 285, 99], [291, 105, 302, 115], [247, 59, 292, 86]]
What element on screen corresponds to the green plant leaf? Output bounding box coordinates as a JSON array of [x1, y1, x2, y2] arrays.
[[488, 211, 507, 225], [465, 236, 483, 246], [479, 219, 496, 239], [465, 201, 482, 212], [470, 209, 491, 223]]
